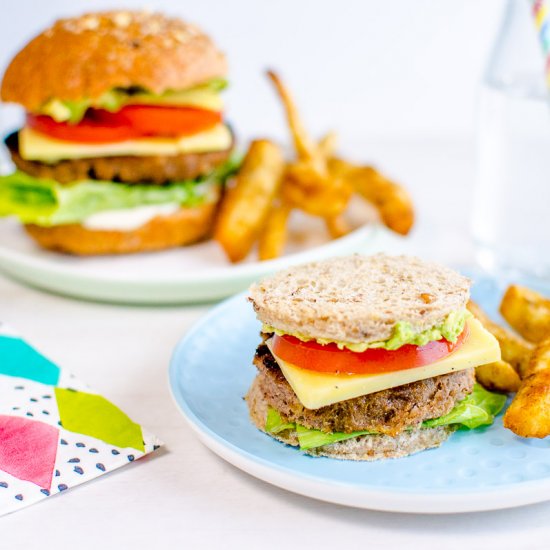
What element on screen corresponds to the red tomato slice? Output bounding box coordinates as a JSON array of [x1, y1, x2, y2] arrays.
[[271, 324, 469, 375], [27, 106, 222, 144], [117, 105, 222, 137], [27, 112, 141, 144]]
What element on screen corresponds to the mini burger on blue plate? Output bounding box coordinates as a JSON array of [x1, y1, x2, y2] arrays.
[[247, 254, 506, 460]]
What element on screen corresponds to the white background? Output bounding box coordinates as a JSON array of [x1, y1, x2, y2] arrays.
[[3, 2, 550, 550], [0, 0, 503, 141]]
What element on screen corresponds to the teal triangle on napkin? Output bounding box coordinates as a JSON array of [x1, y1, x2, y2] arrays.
[[0, 335, 60, 385]]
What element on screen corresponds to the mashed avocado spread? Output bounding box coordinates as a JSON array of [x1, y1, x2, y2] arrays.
[[41, 78, 228, 123], [263, 309, 470, 352]]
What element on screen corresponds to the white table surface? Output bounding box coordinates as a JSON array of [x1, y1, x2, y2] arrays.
[[1, 139, 549, 550]]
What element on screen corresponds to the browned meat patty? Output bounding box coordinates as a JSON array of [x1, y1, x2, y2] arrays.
[[254, 341, 475, 437], [5, 131, 233, 184]]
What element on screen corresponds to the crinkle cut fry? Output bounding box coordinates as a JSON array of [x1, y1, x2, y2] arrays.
[[500, 285, 550, 343], [504, 338, 550, 438]]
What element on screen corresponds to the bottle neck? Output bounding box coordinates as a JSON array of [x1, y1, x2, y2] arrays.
[[484, 0, 546, 96]]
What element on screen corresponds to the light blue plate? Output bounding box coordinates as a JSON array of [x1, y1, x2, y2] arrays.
[[169, 271, 550, 513]]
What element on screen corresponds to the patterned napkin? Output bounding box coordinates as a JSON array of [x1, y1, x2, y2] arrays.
[[0, 323, 162, 515]]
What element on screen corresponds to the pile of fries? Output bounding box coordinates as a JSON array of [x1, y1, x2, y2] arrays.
[[469, 285, 550, 438], [214, 71, 414, 263]]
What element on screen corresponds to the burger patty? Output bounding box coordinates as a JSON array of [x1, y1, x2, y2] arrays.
[[6, 131, 233, 185], [253, 341, 475, 437]]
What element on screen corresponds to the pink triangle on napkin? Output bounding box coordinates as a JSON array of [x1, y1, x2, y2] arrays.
[[0, 415, 58, 490]]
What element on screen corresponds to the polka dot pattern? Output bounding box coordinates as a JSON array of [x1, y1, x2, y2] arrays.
[[52, 430, 145, 489], [0, 377, 61, 430]]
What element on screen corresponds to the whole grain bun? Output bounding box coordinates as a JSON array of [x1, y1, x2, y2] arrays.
[[1, 11, 227, 111], [24, 201, 217, 255], [249, 254, 470, 344], [246, 376, 454, 461]]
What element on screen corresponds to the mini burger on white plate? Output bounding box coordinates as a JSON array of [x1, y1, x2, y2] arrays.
[[247, 254, 506, 461], [0, 10, 236, 255]]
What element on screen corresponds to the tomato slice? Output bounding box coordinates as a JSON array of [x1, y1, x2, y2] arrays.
[[27, 105, 222, 144], [271, 324, 469, 375], [117, 105, 222, 137], [27, 112, 141, 144]]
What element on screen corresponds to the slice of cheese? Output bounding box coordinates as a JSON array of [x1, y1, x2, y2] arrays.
[[267, 318, 500, 410], [19, 124, 232, 163]]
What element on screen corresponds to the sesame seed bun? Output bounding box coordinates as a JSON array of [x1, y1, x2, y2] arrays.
[[249, 254, 470, 344], [24, 201, 217, 255], [1, 11, 227, 112], [246, 376, 454, 461]]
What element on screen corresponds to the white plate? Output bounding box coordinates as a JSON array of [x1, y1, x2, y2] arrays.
[[0, 213, 404, 304]]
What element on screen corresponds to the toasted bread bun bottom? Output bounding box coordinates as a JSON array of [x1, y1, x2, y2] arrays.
[[25, 201, 217, 255], [246, 376, 454, 461]]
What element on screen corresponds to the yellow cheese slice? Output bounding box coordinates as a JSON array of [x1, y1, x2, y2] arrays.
[[267, 318, 501, 410], [19, 124, 232, 163]]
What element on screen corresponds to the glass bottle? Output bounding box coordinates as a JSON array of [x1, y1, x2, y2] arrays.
[[472, 0, 550, 279]]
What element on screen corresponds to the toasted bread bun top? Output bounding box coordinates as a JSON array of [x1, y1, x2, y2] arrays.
[[1, 11, 227, 111], [249, 254, 470, 344]]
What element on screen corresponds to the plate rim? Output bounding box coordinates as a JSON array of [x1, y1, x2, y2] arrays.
[[168, 291, 550, 514], [0, 222, 387, 303], [0, 221, 376, 285]]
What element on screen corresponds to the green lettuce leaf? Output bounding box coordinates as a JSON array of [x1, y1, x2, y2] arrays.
[[0, 157, 239, 226], [296, 424, 373, 450], [42, 78, 229, 123], [265, 407, 295, 434], [264, 384, 507, 451], [423, 383, 507, 429]]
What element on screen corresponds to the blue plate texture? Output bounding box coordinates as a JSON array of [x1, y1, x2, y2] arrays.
[[169, 270, 550, 513]]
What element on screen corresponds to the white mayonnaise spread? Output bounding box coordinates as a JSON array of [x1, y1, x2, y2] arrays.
[[82, 203, 181, 231]]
